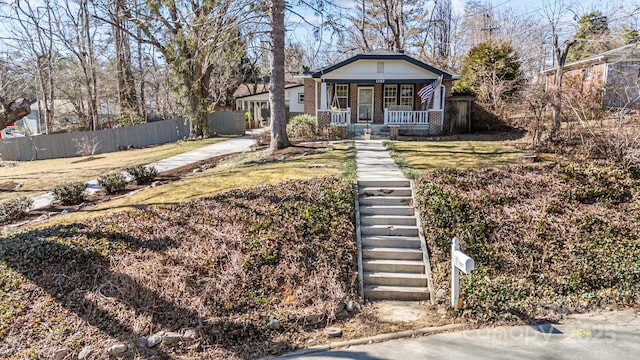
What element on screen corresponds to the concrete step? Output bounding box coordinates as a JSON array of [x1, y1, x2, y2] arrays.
[[359, 196, 412, 206], [358, 179, 411, 188], [362, 259, 424, 273], [361, 214, 416, 226], [361, 225, 418, 237], [359, 187, 412, 197], [363, 272, 428, 287], [361, 235, 421, 248], [359, 205, 414, 216], [364, 285, 430, 301], [363, 246, 423, 260]]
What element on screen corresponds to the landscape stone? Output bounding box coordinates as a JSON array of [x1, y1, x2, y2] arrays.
[[147, 331, 165, 347], [304, 314, 322, 324], [52, 348, 68, 360], [325, 327, 342, 337], [137, 337, 148, 348], [436, 289, 447, 301], [163, 332, 182, 345], [335, 310, 350, 320], [106, 343, 128, 356], [268, 318, 282, 330], [78, 346, 93, 359], [183, 328, 197, 339], [346, 300, 360, 313]]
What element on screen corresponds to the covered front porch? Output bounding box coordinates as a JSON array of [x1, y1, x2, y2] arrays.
[[314, 81, 445, 134]]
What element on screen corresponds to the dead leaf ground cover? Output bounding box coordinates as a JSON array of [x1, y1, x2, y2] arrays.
[[0, 177, 359, 359], [415, 163, 640, 324]]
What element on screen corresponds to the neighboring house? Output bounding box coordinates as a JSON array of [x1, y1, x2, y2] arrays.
[[294, 50, 457, 135], [233, 83, 305, 124], [543, 43, 640, 109]]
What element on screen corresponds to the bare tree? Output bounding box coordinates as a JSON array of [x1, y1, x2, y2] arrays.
[[110, 0, 139, 121], [48, 0, 101, 131], [118, 0, 255, 137], [543, 0, 577, 130], [338, 0, 424, 53], [13, 0, 57, 134]]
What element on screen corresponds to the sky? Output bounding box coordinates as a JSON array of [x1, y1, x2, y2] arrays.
[[285, 0, 639, 67], [287, 0, 639, 35]]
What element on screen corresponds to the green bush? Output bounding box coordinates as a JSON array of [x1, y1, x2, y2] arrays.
[[98, 173, 127, 195], [451, 80, 477, 97], [0, 196, 32, 223], [126, 165, 158, 185], [53, 182, 87, 205], [287, 114, 316, 139]]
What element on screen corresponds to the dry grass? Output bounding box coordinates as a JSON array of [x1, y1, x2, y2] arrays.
[[388, 140, 522, 174], [27, 143, 351, 226], [0, 137, 232, 201]]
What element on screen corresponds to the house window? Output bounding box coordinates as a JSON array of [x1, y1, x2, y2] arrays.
[[334, 84, 349, 109], [400, 84, 414, 107], [384, 85, 397, 109], [298, 93, 304, 103]]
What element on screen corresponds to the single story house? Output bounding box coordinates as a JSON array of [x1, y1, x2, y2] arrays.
[[543, 43, 640, 109], [294, 50, 458, 134], [234, 82, 305, 124]]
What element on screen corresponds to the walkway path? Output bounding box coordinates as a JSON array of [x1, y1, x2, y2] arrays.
[[356, 140, 405, 183], [277, 310, 640, 359], [31, 135, 254, 209]]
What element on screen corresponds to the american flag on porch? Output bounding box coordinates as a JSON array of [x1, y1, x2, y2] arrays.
[[418, 76, 443, 104]]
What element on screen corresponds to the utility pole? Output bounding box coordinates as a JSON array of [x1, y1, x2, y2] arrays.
[[481, 13, 500, 42]]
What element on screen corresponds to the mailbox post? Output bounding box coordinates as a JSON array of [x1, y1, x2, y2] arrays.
[[451, 237, 474, 309]]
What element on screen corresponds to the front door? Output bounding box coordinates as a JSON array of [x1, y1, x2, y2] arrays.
[[357, 87, 374, 123]]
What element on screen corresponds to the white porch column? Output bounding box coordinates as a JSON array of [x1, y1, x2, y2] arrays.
[[320, 81, 328, 110], [433, 86, 442, 110]]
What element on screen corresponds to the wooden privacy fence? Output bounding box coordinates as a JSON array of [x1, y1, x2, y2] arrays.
[[206, 111, 245, 135], [0, 112, 247, 161]]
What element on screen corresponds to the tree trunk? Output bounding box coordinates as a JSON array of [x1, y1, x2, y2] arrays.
[[551, 34, 577, 131], [0, 98, 32, 131], [269, 0, 290, 151], [112, 0, 139, 120]]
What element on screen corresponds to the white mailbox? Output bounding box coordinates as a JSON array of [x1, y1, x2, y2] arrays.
[[451, 237, 474, 309], [453, 251, 474, 274]]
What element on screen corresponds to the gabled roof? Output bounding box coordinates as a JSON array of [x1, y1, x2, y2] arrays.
[[543, 43, 640, 73], [305, 50, 455, 79], [233, 83, 303, 99]]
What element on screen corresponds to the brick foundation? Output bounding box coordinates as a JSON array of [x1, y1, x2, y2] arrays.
[[388, 125, 399, 140], [428, 112, 443, 134], [317, 111, 331, 133]]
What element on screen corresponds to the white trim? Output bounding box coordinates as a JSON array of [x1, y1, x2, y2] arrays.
[[357, 87, 374, 122], [320, 82, 328, 110]]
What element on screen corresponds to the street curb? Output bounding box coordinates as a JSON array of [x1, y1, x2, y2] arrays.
[[279, 323, 466, 358]]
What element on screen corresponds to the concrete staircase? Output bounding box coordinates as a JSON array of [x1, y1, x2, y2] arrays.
[[358, 178, 431, 301]]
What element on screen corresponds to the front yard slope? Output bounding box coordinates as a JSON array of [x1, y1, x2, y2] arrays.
[[0, 177, 357, 359], [415, 163, 640, 323]]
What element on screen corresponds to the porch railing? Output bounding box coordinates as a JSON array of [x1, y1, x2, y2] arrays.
[[384, 109, 443, 126], [330, 108, 351, 124]]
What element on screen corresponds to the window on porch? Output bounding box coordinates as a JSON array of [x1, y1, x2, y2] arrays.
[[400, 85, 414, 108], [384, 85, 397, 109], [334, 84, 349, 109]]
